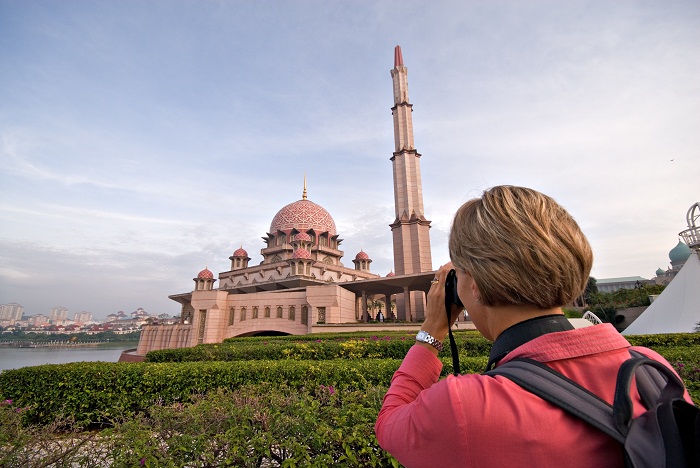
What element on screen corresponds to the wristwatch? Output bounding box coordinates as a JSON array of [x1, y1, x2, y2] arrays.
[[416, 330, 444, 352]]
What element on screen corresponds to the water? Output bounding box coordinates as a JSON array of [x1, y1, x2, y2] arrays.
[[0, 344, 138, 372]]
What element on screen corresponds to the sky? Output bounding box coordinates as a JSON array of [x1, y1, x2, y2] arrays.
[[1, 1, 698, 320]]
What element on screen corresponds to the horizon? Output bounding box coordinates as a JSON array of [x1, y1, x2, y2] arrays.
[[1, 2, 698, 320]]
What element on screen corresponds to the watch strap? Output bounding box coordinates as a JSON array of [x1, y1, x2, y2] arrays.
[[416, 330, 444, 352]]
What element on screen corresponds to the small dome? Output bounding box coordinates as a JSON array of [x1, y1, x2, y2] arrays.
[[233, 247, 248, 257], [197, 267, 214, 279], [355, 250, 370, 260], [292, 248, 311, 259], [655, 267, 665, 276], [294, 232, 312, 242], [669, 240, 691, 263], [386, 271, 395, 277]]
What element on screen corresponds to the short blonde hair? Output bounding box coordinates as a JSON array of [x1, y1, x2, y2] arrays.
[[449, 186, 593, 309]]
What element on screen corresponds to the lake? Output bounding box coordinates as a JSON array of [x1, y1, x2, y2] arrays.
[[0, 344, 138, 372]]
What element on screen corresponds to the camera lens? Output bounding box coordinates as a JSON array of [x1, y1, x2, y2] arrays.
[[445, 269, 464, 307]]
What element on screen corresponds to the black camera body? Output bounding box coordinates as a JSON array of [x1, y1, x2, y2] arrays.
[[445, 269, 464, 308]]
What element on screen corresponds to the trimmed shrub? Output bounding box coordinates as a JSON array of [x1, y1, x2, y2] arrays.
[[146, 330, 492, 363]]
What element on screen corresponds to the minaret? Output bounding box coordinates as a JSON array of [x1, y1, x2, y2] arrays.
[[389, 45, 432, 320]]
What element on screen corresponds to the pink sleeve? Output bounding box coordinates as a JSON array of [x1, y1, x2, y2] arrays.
[[375, 345, 466, 466]]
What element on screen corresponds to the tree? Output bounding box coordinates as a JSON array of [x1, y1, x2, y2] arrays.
[[586, 284, 666, 324], [573, 276, 598, 307]]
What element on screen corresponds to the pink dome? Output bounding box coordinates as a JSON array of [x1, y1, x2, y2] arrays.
[[355, 250, 370, 260], [292, 247, 312, 259], [270, 199, 336, 235], [386, 271, 395, 277], [233, 247, 248, 257], [197, 268, 214, 279], [294, 232, 312, 242]]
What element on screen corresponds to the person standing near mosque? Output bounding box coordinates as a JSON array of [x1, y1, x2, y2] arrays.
[[375, 185, 690, 467]]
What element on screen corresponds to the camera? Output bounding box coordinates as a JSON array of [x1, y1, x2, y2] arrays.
[[445, 269, 464, 308]]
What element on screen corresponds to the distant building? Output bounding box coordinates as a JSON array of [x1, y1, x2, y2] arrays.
[[27, 314, 50, 326], [49, 306, 69, 323], [106, 311, 129, 322], [597, 239, 693, 294], [131, 308, 149, 319], [0, 303, 23, 321], [73, 311, 93, 323], [652, 240, 692, 285], [596, 276, 651, 293]]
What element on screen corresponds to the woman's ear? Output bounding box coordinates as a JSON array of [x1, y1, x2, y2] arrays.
[[466, 271, 481, 303]]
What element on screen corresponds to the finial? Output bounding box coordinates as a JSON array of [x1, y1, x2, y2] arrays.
[[394, 45, 403, 67], [302, 173, 308, 200]]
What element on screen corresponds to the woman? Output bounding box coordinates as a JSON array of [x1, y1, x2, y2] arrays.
[[375, 185, 689, 467]]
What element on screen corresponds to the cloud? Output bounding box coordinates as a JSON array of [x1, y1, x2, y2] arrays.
[[1, 1, 698, 318]]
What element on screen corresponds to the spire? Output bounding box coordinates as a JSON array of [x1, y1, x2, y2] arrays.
[[394, 45, 403, 68], [302, 173, 308, 200]]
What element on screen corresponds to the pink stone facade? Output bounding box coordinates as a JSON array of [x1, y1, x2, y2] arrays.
[[134, 46, 436, 356]]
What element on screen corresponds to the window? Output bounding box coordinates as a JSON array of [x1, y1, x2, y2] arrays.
[[264, 306, 270, 318], [240, 307, 247, 321], [228, 307, 235, 326], [289, 306, 295, 321], [277, 306, 283, 318], [302, 306, 310, 325], [253, 307, 258, 319], [316, 307, 325, 324], [197, 310, 207, 344]]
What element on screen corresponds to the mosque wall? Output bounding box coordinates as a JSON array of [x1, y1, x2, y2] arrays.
[[306, 285, 357, 324], [218, 261, 377, 291], [223, 289, 312, 336]]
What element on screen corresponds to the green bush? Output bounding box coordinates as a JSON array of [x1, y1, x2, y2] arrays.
[[0, 359, 402, 427], [2, 329, 699, 467], [146, 330, 492, 363], [0, 385, 398, 467]]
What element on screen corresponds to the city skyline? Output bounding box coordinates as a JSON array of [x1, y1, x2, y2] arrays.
[[1, 2, 698, 319]]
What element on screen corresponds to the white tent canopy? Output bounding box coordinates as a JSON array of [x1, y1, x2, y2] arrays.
[[623, 252, 700, 335]]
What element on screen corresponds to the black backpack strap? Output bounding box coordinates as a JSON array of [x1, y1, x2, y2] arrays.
[[628, 350, 667, 408], [486, 358, 625, 443], [612, 355, 687, 433]]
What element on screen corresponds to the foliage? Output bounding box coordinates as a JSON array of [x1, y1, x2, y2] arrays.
[[562, 308, 583, 319], [0, 330, 140, 343], [148, 330, 492, 363], [1, 329, 699, 466], [588, 285, 665, 310], [111, 385, 395, 467], [585, 284, 666, 323], [0, 386, 398, 467]]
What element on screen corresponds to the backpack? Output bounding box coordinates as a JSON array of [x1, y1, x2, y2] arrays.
[[486, 351, 700, 468]]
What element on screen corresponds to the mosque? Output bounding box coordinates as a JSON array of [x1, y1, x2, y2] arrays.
[[134, 46, 438, 356]]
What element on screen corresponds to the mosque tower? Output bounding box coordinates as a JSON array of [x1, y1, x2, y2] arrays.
[[389, 45, 432, 319]]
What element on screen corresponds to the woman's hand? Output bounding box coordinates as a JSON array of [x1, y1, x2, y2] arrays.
[[423, 262, 463, 343]]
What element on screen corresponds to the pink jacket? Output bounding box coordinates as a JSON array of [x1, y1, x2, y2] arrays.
[[375, 324, 690, 468]]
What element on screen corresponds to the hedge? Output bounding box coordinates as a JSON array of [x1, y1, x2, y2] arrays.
[[0, 354, 490, 427], [2, 329, 699, 427], [1, 385, 397, 467], [145, 331, 493, 363]]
